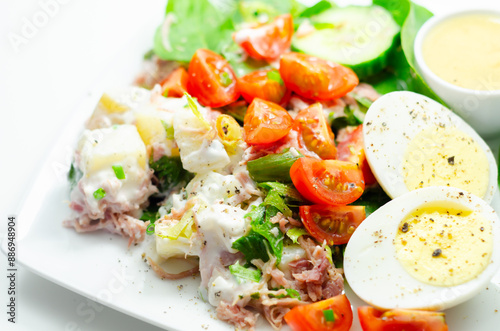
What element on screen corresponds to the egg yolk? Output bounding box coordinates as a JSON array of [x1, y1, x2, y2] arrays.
[[401, 126, 489, 198], [395, 204, 493, 286]]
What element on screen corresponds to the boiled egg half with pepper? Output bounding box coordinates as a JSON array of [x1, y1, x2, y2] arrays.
[[363, 91, 497, 203], [344, 186, 500, 310]]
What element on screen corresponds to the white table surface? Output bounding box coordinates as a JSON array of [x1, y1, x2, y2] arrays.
[[1, 0, 499, 330]]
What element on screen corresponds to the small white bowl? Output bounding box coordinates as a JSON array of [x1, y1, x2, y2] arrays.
[[414, 9, 500, 138]]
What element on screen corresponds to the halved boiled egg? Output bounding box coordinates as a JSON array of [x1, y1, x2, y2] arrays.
[[363, 91, 497, 203], [344, 186, 500, 310]]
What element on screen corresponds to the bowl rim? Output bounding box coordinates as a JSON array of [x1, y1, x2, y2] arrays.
[[414, 9, 500, 95]]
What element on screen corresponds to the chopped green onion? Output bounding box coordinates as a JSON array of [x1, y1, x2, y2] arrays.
[[498, 144, 500, 188], [286, 288, 301, 299], [247, 149, 303, 182], [184, 92, 211, 129], [313, 22, 335, 30], [220, 72, 232, 87], [268, 288, 301, 299], [112, 165, 125, 180], [229, 261, 261, 284], [93, 188, 106, 200], [352, 94, 373, 108], [286, 228, 309, 244], [156, 209, 194, 239], [323, 309, 335, 322], [324, 244, 334, 266], [146, 223, 155, 235], [161, 120, 175, 140], [250, 292, 260, 300], [143, 49, 155, 60], [266, 70, 284, 85]]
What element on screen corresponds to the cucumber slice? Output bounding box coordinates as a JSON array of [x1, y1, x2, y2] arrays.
[[292, 5, 400, 79]]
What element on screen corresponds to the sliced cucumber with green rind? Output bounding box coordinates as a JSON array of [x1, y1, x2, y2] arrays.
[[292, 5, 400, 79]]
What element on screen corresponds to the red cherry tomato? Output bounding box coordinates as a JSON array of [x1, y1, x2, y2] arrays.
[[243, 98, 293, 145], [233, 14, 294, 61], [237, 69, 290, 105], [187, 49, 239, 107], [300, 205, 366, 245], [337, 125, 377, 186], [284, 294, 353, 331], [290, 157, 365, 205], [358, 307, 449, 331], [280, 52, 359, 100], [160, 67, 188, 98], [294, 103, 337, 159]]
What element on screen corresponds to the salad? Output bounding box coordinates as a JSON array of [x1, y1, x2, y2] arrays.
[[64, 0, 499, 330]]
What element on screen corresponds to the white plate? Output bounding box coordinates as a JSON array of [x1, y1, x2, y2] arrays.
[[3, 3, 500, 331]]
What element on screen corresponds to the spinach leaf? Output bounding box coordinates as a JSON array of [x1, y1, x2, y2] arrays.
[[150, 156, 192, 192], [373, 0, 410, 27], [369, 1, 445, 104], [232, 232, 270, 263], [298, 0, 334, 18], [153, 0, 235, 62]]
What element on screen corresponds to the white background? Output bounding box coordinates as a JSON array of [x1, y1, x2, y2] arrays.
[[1, 0, 499, 330]]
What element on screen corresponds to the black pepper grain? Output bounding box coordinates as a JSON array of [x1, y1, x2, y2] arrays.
[[432, 248, 442, 257]]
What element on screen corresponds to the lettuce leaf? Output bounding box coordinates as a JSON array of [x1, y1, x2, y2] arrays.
[[229, 261, 262, 283]]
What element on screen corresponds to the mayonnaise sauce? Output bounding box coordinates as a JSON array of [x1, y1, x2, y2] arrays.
[[422, 13, 500, 91]]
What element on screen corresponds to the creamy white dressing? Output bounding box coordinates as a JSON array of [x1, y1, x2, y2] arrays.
[[173, 107, 230, 173], [74, 125, 152, 218], [186, 172, 246, 205]]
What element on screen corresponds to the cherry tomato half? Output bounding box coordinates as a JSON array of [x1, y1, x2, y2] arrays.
[[337, 125, 377, 185], [233, 14, 294, 61], [294, 103, 337, 159], [280, 52, 359, 101], [187, 49, 239, 108], [300, 205, 365, 245], [285, 294, 353, 331], [290, 157, 365, 205], [243, 98, 293, 145], [160, 67, 188, 98], [237, 69, 290, 105], [358, 307, 448, 331]]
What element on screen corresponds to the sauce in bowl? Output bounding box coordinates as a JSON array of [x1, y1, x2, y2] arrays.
[[422, 13, 500, 91]]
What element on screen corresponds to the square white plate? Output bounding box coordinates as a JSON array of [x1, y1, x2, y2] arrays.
[[3, 2, 500, 330]]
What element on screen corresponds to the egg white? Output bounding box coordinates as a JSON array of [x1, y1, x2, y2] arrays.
[[363, 91, 497, 203], [344, 186, 500, 310]]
